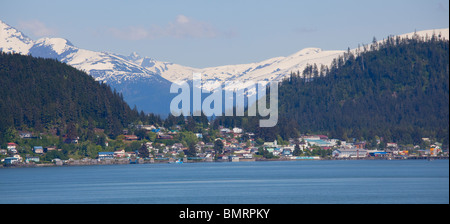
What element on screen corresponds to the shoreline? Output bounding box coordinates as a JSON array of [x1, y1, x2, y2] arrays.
[[2, 155, 448, 169]]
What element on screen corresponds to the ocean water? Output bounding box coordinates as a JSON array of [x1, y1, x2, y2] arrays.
[[0, 160, 448, 204]]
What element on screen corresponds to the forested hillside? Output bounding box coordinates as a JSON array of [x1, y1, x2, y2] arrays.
[[0, 53, 142, 144], [215, 34, 449, 147]]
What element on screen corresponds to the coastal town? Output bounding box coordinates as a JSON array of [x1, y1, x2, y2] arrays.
[[1, 123, 448, 167]]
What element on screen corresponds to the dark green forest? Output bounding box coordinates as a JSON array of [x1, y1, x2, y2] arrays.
[[0, 53, 162, 146], [214, 34, 449, 148]]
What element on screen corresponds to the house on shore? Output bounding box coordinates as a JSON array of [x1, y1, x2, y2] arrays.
[[3, 157, 20, 165], [26, 156, 40, 163], [7, 143, 17, 154], [306, 139, 334, 148], [33, 146, 44, 154], [98, 152, 114, 160], [114, 150, 126, 158]]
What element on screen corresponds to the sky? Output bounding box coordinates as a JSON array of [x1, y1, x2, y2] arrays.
[[1, 0, 449, 68]]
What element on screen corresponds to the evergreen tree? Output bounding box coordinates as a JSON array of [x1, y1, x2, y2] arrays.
[[138, 143, 149, 158], [214, 139, 224, 155]]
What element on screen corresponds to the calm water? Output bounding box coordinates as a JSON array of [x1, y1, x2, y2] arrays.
[[0, 160, 448, 204]]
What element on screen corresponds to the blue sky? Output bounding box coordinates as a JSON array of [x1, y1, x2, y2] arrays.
[[1, 0, 448, 68]]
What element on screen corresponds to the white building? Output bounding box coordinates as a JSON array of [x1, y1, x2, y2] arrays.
[[114, 150, 126, 158], [387, 143, 398, 148], [233, 128, 243, 134], [220, 128, 231, 133], [7, 143, 17, 154], [264, 140, 277, 148], [332, 148, 368, 158]]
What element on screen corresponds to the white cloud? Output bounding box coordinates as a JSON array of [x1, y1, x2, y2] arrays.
[[176, 15, 190, 24], [109, 26, 150, 41], [166, 14, 218, 39], [18, 20, 57, 37], [109, 15, 224, 40]]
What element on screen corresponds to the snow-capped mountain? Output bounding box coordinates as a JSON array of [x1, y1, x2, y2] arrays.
[[0, 20, 34, 54], [0, 20, 173, 115], [124, 27, 449, 93], [127, 47, 345, 92], [1, 19, 448, 115]]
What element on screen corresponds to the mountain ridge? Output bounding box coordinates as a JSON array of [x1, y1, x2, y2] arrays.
[[214, 36, 449, 146], [0, 20, 174, 115], [1, 19, 448, 115]]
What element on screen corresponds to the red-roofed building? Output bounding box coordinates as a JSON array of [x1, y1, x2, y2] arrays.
[[7, 143, 17, 153]]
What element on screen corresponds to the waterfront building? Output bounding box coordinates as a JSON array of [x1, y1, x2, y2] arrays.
[[98, 152, 114, 160], [26, 156, 40, 163], [114, 150, 126, 158], [306, 139, 334, 148], [332, 148, 368, 158], [3, 157, 19, 164], [264, 140, 278, 148], [7, 143, 17, 154], [33, 146, 44, 154]]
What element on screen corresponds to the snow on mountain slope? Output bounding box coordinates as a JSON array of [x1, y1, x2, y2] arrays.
[[29, 37, 161, 83], [1, 18, 448, 115], [0, 20, 173, 114], [150, 27, 449, 104], [0, 20, 34, 54], [127, 47, 344, 94], [348, 28, 450, 56], [34, 37, 74, 54], [203, 48, 344, 90], [31, 39, 174, 114], [397, 28, 449, 41], [0, 20, 171, 85], [154, 28, 449, 90]]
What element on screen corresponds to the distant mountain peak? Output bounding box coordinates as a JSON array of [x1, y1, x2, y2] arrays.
[[291, 48, 323, 57], [36, 37, 74, 46], [0, 19, 173, 114], [128, 51, 141, 60], [0, 20, 34, 54], [34, 37, 75, 55]]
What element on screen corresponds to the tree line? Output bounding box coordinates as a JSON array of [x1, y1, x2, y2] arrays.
[[0, 53, 161, 146], [214, 32, 449, 148]]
